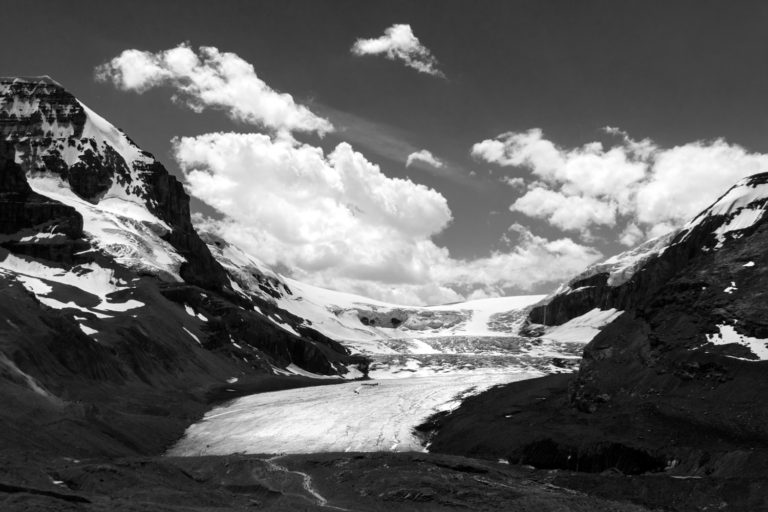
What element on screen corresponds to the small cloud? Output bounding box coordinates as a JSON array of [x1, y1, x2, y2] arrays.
[[501, 176, 525, 191], [406, 149, 444, 169], [351, 24, 445, 78]]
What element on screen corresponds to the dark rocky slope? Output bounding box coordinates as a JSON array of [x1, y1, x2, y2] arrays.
[[427, 175, 768, 510], [0, 79, 370, 468]]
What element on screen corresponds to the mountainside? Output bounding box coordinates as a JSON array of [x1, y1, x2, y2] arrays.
[[427, 173, 768, 510], [0, 77, 378, 460]]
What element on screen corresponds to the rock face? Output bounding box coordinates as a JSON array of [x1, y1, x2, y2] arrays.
[[429, 173, 768, 509], [0, 141, 81, 236], [0, 77, 370, 463], [571, 175, 768, 414], [0, 77, 228, 290]]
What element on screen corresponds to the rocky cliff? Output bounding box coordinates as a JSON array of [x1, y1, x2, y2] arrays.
[[427, 173, 768, 510]]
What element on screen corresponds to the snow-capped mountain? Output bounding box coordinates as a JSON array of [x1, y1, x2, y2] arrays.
[[0, 76, 587, 392], [0, 76, 369, 393], [527, 171, 768, 362], [429, 166, 768, 485]]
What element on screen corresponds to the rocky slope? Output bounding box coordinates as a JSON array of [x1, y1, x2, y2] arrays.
[[0, 77, 375, 463], [427, 174, 768, 510]]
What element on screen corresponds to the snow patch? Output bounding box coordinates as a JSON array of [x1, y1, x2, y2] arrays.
[[78, 324, 98, 336], [705, 324, 768, 361], [542, 308, 623, 343], [29, 176, 185, 280], [182, 327, 202, 346], [0, 253, 143, 315]]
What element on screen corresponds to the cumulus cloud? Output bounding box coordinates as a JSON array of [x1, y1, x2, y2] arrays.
[[96, 43, 332, 135], [99, 43, 602, 304], [406, 149, 444, 169], [473, 128, 768, 243], [351, 24, 445, 77], [438, 224, 603, 295], [177, 131, 601, 304]]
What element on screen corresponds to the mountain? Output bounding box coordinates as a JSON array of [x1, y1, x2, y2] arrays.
[[0, 76, 385, 460], [0, 76, 571, 457], [427, 173, 768, 509]]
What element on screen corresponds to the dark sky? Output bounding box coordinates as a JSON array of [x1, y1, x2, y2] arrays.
[[4, 0, 768, 261]]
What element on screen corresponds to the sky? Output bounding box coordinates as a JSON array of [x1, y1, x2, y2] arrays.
[[4, 0, 768, 305]]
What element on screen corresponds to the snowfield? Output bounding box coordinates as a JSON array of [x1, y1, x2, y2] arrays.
[[168, 371, 540, 456]]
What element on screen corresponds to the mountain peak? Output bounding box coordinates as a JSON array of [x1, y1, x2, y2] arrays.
[[0, 76, 229, 289], [0, 75, 63, 87]]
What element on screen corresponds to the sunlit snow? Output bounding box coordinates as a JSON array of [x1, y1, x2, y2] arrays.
[[541, 308, 623, 343], [706, 324, 768, 361]]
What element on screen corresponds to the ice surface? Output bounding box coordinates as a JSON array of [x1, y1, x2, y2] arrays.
[[276, 277, 545, 344], [168, 371, 540, 456]]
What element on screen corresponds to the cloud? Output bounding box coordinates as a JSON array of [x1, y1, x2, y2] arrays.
[[98, 43, 602, 304], [473, 128, 768, 243], [500, 176, 525, 190], [406, 149, 444, 169], [511, 187, 617, 233], [176, 131, 601, 304], [96, 43, 332, 135], [351, 24, 445, 78], [437, 224, 603, 295], [176, 132, 452, 284], [308, 102, 476, 185]]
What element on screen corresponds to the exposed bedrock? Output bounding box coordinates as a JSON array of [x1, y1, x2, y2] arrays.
[[355, 308, 465, 330], [0, 141, 87, 262]]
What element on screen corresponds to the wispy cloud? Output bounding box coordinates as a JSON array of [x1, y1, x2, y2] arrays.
[[351, 24, 445, 78], [310, 102, 475, 186]]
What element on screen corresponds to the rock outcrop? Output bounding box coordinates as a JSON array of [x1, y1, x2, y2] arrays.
[[428, 173, 768, 510]]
